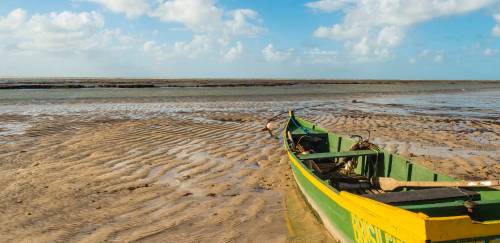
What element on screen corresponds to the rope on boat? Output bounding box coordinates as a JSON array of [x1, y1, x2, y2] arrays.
[[339, 135, 381, 175], [264, 102, 384, 184]]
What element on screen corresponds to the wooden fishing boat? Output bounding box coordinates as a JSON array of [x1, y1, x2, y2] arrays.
[[284, 111, 500, 242]]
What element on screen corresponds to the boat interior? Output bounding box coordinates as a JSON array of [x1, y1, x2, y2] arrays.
[[286, 115, 500, 222]]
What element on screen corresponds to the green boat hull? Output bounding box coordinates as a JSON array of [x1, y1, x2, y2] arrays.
[[289, 152, 408, 243], [284, 113, 500, 242]]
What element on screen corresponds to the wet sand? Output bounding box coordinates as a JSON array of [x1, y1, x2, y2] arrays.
[[0, 90, 498, 242]]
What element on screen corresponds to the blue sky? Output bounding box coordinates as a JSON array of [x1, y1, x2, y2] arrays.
[[0, 0, 499, 79]]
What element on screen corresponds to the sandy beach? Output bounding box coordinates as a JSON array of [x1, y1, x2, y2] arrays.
[[0, 83, 498, 242]]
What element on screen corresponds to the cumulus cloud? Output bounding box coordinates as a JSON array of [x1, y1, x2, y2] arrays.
[[0, 8, 27, 31], [224, 41, 243, 61], [143, 35, 214, 60], [305, 0, 354, 13], [84, 0, 150, 18], [350, 37, 370, 57], [314, 24, 363, 40], [376, 26, 403, 47], [224, 9, 265, 37], [88, 0, 266, 61], [86, 0, 266, 37], [143, 35, 245, 62], [143, 41, 165, 58], [313, 0, 495, 60], [262, 44, 294, 62], [0, 9, 125, 53], [150, 0, 265, 38], [82, 0, 266, 61], [151, 0, 223, 32]]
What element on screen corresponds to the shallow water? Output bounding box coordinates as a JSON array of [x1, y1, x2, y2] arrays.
[[0, 84, 498, 138], [0, 82, 498, 103], [359, 89, 500, 119]]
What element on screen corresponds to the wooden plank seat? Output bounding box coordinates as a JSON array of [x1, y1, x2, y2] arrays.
[[298, 150, 380, 160], [362, 187, 480, 205], [289, 128, 326, 135]]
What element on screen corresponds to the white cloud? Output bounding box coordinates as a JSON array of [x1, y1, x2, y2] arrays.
[[174, 35, 212, 58], [493, 25, 500, 36], [483, 48, 499, 56], [262, 44, 293, 62], [143, 41, 164, 58], [305, 0, 354, 13], [351, 37, 370, 57], [0, 9, 121, 53], [151, 0, 222, 32], [419, 49, 445, 63], [406, 49, 448, 65], [314, 24, 364, 40], [86, 0, 266, 37], [313, 0, 495, 60], [143, 35, 214, 60], [433, 53, 444, 63], [343, 38, 393, 61], [376, 26, 403, 47], [494, 13, 500, 22], [303, 48, 338, 64], [84, 0, 150, 18], [224, 41, 243, 61], [493, 14, 500, 37], [483, 48, 493, 56], [225, 9, 265, 37], [0, 8, 147, 77], [149, 0, 265, 37], [85, 0, 265, 61], [0, 8, 27, 31], [419, 49, 432, 58]]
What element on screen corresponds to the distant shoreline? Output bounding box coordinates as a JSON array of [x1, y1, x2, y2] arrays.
[[0, 78, 499, 89]]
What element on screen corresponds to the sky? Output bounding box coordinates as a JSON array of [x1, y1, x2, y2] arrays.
[[0, 0, 499, 79]]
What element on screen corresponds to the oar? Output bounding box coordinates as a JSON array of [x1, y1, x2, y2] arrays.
[[373, 177, 500, 191]]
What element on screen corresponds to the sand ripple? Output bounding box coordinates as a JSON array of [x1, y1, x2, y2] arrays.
[[0, 114, 292, 242]]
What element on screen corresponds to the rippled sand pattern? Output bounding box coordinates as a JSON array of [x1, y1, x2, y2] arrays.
[[0, 101, 498, 242], [0, 113, 295, 242]]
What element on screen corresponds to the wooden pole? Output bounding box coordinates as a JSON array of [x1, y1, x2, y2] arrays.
[[373, 177, 500, 191]]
